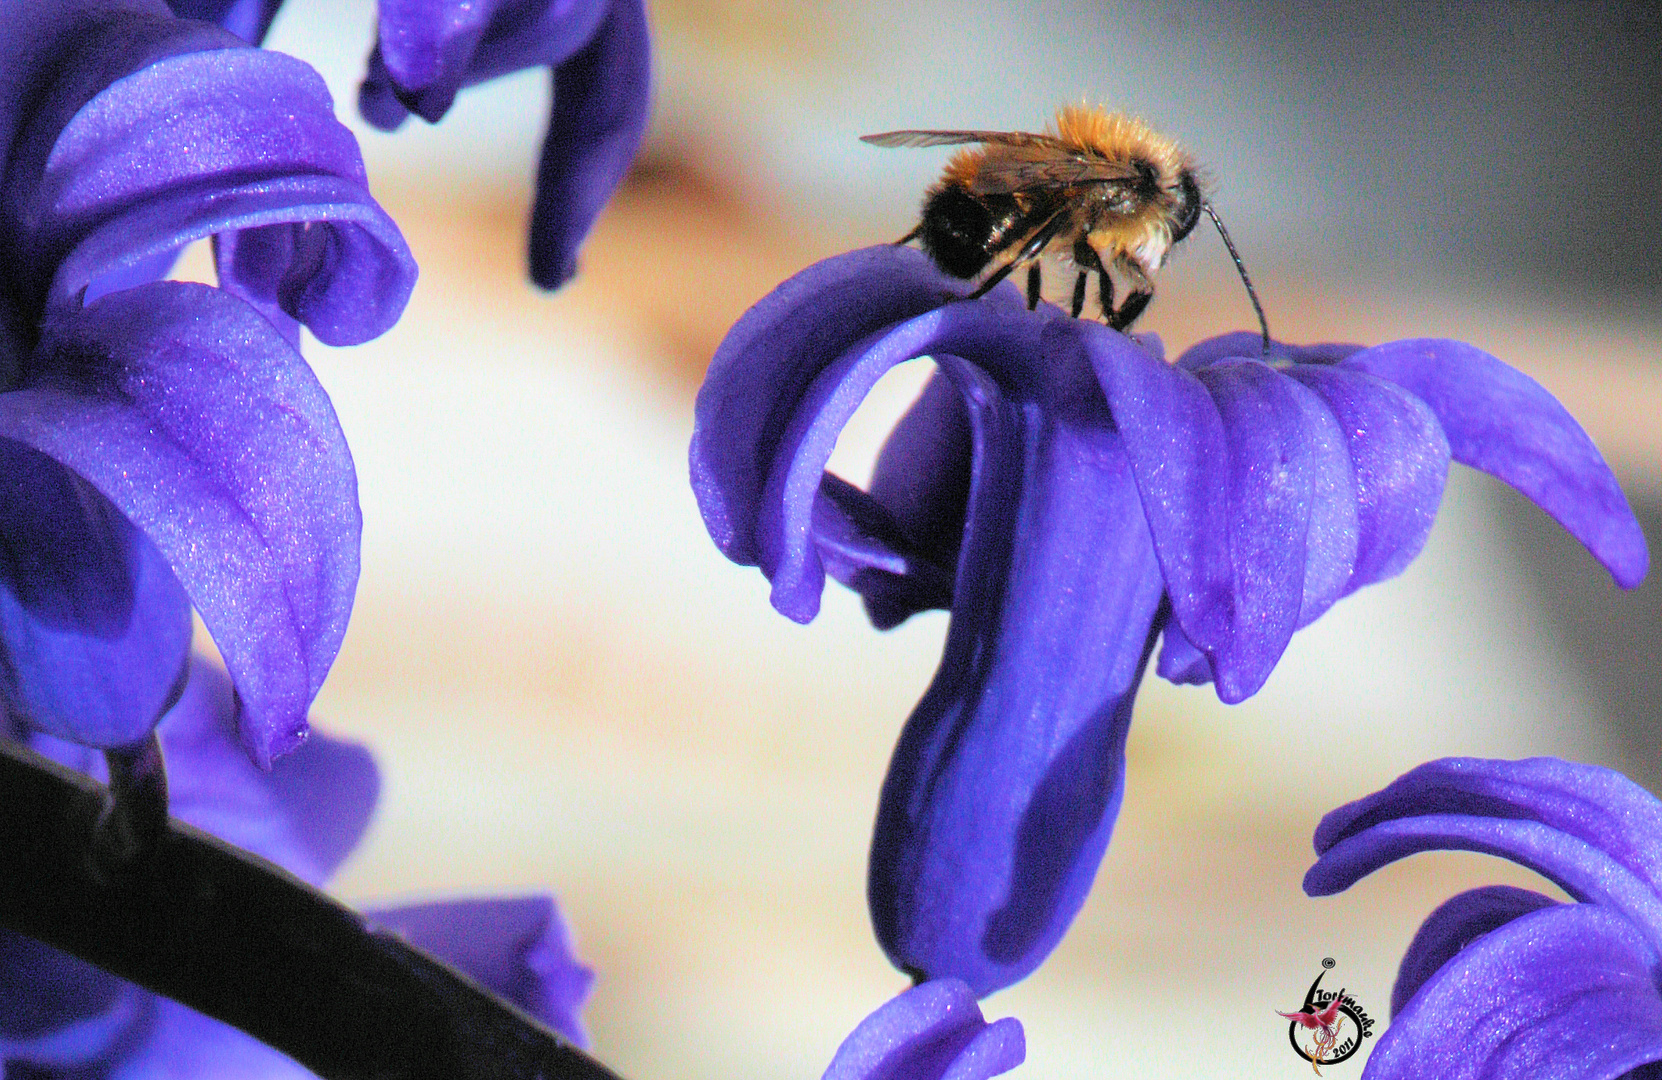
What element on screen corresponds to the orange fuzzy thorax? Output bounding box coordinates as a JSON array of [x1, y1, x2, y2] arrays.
[[1051, 106, 1191, 175]]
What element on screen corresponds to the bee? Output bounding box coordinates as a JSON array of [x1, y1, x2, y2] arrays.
[[863, 105, 1269, 349]]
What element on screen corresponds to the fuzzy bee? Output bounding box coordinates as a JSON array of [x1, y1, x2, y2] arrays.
[[863, 105, 1269, 347]]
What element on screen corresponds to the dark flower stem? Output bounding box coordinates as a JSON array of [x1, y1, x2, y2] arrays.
[[96, 733, 169, 871], [0, 740, 628, 1080]]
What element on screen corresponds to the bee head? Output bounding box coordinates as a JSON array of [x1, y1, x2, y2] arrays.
[[1171, 169, 1203, 243]]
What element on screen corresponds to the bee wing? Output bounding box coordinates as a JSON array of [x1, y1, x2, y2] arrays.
[[971, 153, 1142, 194], [860, 129, 1071, 150]]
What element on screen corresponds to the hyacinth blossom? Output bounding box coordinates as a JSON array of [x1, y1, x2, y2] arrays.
[[1304, 757, 1662, 1079], [822, 978, 1024, 1080], [0, 0, 418, 764], [689, 244, 1647, 995], [358, 0, 651, 289], [0, 656, 594, 1076]]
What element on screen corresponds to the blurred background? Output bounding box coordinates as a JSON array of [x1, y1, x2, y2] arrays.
[[236, 1, 1662, 1075]]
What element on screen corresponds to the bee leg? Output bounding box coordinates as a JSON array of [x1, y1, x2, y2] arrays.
[[1106, 258, 1153, 332], [893, 223, 923, 246], [1026, 263, 1042, 310], [1108, 290, 1152, 331], [968, 208, 1069, 300], [1098, 270, 1115, 318], [1069, 239, 1106, 321]]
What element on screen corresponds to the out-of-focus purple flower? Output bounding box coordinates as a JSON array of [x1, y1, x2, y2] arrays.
[[0, 0, 419, 764], [359, 0, 650, 289], [0, 656, 595, 1076], [165, 0, 284, 43], [1304, 757, 1662, 1079], [689, 245, 1646, 996], [822, 979, 1023, 1080]]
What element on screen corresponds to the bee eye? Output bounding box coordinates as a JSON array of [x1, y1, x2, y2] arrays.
[[1172, 171, 1202, 241]]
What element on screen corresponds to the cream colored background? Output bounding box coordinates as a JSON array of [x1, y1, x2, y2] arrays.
[[195, 2, 1662, 1076]]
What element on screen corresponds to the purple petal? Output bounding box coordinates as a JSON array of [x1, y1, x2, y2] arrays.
[[0, 439, 191, 746], [1172, 332, 1364, 372], [1155, 621, 1213, 686], [8, 282, 360, 766], [856, 370, 972, 627], [0, 930, 146, 1069], [689, 245, 1021, 613], [1284, 364, 1449, 593], [165, 0, 285, 44], [1305, 758, 1662, 947], [363, 0, 612, 126], [814, 473, 954, 630], [368, 896, 594, 1048], [1094, 350, 1359, 702], [822, 979, 1024, 1080], [528, 0, 650, 289], [161, 657, 379, 883], [1342, 338, 1648, 588], [1363, 903, 1662, 1080], [1389, 885, 1559, 1018], [107, 997, 310, 1080], [32, 47, 415, 345], [870, 353, 1165, 995]]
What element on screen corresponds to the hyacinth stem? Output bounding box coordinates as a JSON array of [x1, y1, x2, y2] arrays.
[[95, 733, 169, 871], [0, 739, 627, 1080]]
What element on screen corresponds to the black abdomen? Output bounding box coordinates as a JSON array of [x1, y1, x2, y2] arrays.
[[919, 185, 1020, 279]]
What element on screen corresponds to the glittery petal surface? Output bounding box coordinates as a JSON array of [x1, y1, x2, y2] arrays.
[[822, 979, 1024, 1080], [5, 282, 360, 766], [1342, 338, 1648, 588], [35, 47, 415, 345], [1363, 902, 1662, 1080], [1388, 885, 1560, 1018]]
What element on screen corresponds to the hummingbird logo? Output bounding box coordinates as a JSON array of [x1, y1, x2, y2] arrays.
[[1277, 958, 1374, 1073]]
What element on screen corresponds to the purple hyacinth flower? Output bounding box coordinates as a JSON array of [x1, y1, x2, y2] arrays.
[[358, 0, 651, 289], [1, 0, 419, 764], [1304, 757, 1662, 1079], [822, 979, 1024, 1080], [689, 245, 1646, 996], [1, 656, 595, 1075]]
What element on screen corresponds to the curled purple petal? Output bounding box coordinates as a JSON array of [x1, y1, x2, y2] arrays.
[[33, 47, 415, 345], [1363, 902, 1662, 1080], [9, 282, 360, 766], [1342, 338, 1648, 588], [528, 0, 650, 289], [815, 473, 954, 630], [870, 352, 1165, 995], [822, 979, 1024, 1080], [692, 246, 978, 571], [1389, 885, 1559, 1018], [0, 439, 191, 746], [368, 896, 594, 1048], [1305, 757, 1662, 947]]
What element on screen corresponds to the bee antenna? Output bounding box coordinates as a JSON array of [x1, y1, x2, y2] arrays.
[[1201, 202, 1271, 355]]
